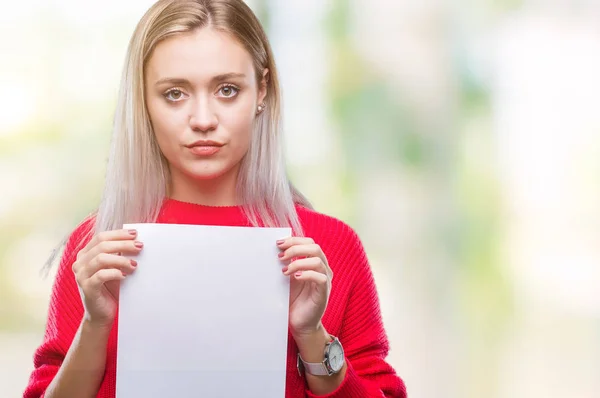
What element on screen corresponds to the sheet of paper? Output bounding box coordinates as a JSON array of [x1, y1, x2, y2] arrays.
[[116, 223, 292, 398]]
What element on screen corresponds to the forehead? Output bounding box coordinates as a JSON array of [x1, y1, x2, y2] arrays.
[[146, 27, 254, 82]]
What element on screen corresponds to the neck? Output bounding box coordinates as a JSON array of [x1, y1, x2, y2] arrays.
[[168, 166, 241, 207]]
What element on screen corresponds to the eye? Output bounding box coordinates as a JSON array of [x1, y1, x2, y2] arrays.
[[217, 84, 240, 98], [163, 88, 186, 102]]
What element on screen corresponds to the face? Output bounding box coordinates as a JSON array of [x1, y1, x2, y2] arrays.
[[145, 27, 267, 190]]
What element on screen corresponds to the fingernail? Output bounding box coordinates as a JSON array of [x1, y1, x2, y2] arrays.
[[130, 259, 137, 267], [295, 271, 302, 277], [134, 241, 144, 249], [278, 251, 284, 258], [129, 229, 137, 236], [121, 271, 127, 277], [282, 266, 288, 273], [276, 239, 285, 245]]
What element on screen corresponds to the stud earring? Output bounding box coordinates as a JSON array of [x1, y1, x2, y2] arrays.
[[256, 103, 266, 115]]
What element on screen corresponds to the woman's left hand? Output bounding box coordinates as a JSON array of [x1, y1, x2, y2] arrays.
[[277, 237, 332, 338]]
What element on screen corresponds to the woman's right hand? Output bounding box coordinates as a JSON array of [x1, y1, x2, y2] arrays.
[[72, 229, 143, 329]]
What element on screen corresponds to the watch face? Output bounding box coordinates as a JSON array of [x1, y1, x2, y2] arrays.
[[328, 340, 344, 372]]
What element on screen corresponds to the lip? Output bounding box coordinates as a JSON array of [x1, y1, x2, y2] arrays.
[[185, 140, 224, 148], [185, 140, 224, 156], [189, 145, 221, 156]]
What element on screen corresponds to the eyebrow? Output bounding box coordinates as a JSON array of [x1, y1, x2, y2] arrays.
[[154, 73, 246, 86]]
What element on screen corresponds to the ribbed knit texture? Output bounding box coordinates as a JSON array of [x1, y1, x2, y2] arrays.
[[23, 199, 407, 398]]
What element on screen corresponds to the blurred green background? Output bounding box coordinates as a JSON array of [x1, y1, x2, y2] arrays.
[[2, 0, 600, 397]]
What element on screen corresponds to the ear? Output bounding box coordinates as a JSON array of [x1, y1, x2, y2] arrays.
[[257, 68, 269, 104]]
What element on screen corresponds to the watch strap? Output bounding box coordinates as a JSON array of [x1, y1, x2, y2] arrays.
[[296, 335, 344, 377], [297, 355, 330, 376]]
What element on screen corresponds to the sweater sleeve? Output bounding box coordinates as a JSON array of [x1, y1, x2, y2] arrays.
[[23, 219, 93, 398], [306, 225, 407, 398]]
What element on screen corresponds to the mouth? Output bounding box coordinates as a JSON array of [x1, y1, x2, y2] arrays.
[[185, 140, 224, 156]]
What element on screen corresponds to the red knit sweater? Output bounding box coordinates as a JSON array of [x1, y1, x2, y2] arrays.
[[24, 199, 406, 398]]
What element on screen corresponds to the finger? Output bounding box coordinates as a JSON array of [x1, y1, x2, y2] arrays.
[[79, 252, 138, 280], [292, 270, 329, 287], [282, 256, 325, 276], [79, 229, 138, 257], [76, 252, 135, 283], [276, 236, 314, 249], [83, 239, 143, 265], [279, 243, 326, 265], [83, 268, 126, 295]]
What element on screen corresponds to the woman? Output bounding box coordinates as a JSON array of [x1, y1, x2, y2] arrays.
[[23, 0, 406, 397]]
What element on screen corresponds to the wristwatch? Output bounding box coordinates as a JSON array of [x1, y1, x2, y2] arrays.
[[297, 335, 345, 376]]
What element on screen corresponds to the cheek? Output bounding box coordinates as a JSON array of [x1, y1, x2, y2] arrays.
[[148, 101, 185, 156], [222, 105, 255, 151]]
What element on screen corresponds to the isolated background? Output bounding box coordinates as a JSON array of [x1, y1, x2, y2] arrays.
[[1, 0, 599, 397]]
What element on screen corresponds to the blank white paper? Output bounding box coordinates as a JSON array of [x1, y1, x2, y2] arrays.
[[116, 223, 292, 398]]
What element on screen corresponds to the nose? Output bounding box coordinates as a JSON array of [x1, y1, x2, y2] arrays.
[[189, 97, 218, 133]]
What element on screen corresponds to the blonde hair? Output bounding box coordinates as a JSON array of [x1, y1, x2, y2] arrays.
[[43, 0, 312, 273]]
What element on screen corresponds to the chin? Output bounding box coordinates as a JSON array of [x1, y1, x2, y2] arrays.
[[190, 172, 226, 181], [185, 163, 236, 181]]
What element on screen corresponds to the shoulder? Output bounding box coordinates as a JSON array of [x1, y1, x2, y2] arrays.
[[295, 204, 357, 238], [68, 213, 96, 246], [46, 213, 97, 295], [294, 204, 367, 262], [59, 213, 97, 266]]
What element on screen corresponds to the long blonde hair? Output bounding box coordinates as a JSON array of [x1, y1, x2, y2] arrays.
[[43, 0, 312, 273]]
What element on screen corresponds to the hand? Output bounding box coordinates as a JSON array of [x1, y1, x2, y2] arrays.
[[72, 229, 143, 329], [277, 237, 333, 338]]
